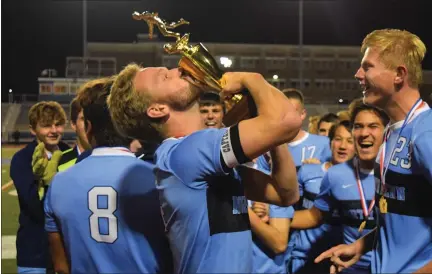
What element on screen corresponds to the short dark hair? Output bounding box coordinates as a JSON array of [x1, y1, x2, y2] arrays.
[[69, 98, 82, 125], [199, 91, 225, 113], [350, 103, 390, 127], [318, 113, 339, 129], [328, 120, 352, 142], [282, 88, 304, 106], [76, 77, 130, 148], [199, 91, 222, 104]]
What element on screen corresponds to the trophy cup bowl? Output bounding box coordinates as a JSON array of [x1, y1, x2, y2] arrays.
[[177, 43, 222, 92], [177, 44, 255, 126], [133, 11, 256, 126]]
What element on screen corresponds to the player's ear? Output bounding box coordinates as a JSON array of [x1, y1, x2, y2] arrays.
[[300, 108, 307, 121], [85, 120, 92, 137], [395, 65, 408, 86], [70, 121, 77, 132], [29, 125, 36, 136], [147, 103, 169, 119]]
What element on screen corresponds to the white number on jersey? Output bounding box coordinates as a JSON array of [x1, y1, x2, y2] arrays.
[[88, 187, 118, 243], [390, 136, 411, 169], [301, 146, 316, 162]]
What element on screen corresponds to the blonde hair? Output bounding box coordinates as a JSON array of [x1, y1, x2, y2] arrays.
[[308, 115, 320, 134], [361, 29, 426, 87], [28, 101, 67, 129], [337, 110, 350, 122], [107, 63, 162, 142]]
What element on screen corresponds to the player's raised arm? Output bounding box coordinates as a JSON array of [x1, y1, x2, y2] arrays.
[[221, 72, 302, 161], [219, 73, 301, 206], [239, 143, 299, 206]]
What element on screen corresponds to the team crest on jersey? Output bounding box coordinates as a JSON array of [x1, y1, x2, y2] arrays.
[[232, 196, 248, 215]]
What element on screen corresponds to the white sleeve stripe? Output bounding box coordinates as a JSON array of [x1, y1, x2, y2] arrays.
[[221, 128, 239, 168]]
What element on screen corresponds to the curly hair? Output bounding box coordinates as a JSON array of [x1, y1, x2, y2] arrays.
[[28, 101, 66, 128]]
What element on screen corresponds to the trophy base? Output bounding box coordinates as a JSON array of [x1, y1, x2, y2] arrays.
[[223, 92, 257, 127]]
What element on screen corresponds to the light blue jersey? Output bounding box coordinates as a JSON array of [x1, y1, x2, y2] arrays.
[[252, 205, 295, 273], [314, 159, 375, 273], [44, 147, 172, 273], [373, 106, 432, 273], [257, 132, 331, 173], [258, 132, 332, 254], [288, 163, 343, 273], [154, 128, 252, 273]]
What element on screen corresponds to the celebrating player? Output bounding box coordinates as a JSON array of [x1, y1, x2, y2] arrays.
[[108, 66, 301, 273], [297, 103, 388, 273], [316, 29, 432, 273]]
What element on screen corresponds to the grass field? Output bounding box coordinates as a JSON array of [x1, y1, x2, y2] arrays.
[[2, 146, 22, 274]]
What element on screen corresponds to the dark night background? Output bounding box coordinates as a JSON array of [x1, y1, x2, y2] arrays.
[[1, 0, 430, 101]]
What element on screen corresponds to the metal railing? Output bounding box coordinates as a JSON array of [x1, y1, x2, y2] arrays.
[[7, 94, 40, 103]]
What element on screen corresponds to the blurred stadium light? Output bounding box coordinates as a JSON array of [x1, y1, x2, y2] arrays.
[[220, 57, 233, 68]]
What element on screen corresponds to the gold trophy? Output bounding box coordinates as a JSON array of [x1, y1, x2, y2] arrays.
[[132, 11, 256, 126]]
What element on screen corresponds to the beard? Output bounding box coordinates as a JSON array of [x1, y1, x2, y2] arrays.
[[165, 82, 204, 111]]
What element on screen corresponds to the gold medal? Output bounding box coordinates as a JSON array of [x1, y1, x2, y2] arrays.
[[379, 196, 388, 214], [358, 220, 366, 233]]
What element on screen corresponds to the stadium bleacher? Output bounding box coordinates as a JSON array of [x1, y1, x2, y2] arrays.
[[14, 105, 30, 131], [1, 103, 11, 125]]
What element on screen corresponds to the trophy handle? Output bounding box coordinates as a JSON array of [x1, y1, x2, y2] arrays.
[[223, 90, 257, 126]]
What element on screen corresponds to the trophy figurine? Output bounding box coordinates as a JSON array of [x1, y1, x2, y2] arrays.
[[132, 11, 256, 126]]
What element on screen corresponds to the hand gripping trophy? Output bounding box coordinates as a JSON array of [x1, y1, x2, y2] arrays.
[[132, 11, 257, 126]]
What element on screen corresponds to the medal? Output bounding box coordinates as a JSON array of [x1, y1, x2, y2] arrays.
[[354, 158, 374, 233], [358, 221, 366, 232], [379, 196, 388, 214]]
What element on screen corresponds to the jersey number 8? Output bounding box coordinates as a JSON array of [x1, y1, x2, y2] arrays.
[[88, 187, 118, 243]]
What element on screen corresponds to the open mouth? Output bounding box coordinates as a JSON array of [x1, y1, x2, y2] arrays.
[[205, 122, 217, 127], [337, 151, 348, 157], [361, 84, 371, 95], [359, 142, 374, 149]]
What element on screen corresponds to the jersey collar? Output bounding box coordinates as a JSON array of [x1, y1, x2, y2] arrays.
[[289, 131, 309, 147], [388, 102, 430, 132], [91, 147, 135, 157]]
